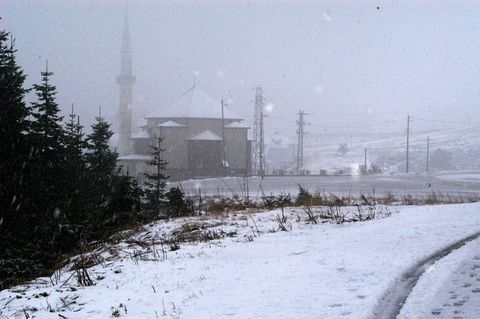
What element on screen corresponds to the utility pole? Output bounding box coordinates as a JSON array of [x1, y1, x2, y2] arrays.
[[221, 99, 227, 177], [426, 136, 430, 173], [364, 147, 367, 168], [253, 87, 265, 175], [406, 115, 410, 173], [296, 110, 308, 174]]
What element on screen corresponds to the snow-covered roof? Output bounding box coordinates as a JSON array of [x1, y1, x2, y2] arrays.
[[158, 120, 186, 128], [145, 86, 240, 120], [187, 129, 223, 141], [224, 121, 249, 129], [132, 130, 150, 139], [118, 154, 152, 161]]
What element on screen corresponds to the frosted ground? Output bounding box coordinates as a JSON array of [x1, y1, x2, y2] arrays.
[[1, 202, 480, 318], [399, 238, 480, 319]]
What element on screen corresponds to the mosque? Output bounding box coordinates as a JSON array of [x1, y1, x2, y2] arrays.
[[116, 16, 251, 180]]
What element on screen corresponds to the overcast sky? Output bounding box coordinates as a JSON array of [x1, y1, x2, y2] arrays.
[[2, 0, 480, 142]]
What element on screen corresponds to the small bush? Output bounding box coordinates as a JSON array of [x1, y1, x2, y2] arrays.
[[261, 193, 291, 210], [203, 194, 251, 213], [381, 192, 396, 205], [165, 187, 195, 218], [296, 185, 312, 206], [261, 195, 277, 209]]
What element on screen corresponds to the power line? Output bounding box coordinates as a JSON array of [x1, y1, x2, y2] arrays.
[[410, 116, 480, 125], [269, 112, 480, 129], [267, 114, 405, 130]]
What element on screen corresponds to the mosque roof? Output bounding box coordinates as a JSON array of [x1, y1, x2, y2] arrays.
[[146, 86, 240, 120]]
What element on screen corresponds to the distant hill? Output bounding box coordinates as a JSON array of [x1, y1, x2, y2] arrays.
[[267, 125, 480, 174]]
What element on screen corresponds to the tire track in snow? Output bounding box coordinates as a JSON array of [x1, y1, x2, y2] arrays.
[[371, 230, 480, 319]]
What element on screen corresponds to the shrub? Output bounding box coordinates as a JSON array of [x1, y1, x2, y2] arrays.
[[165, 187, 195, 218], [296, 185, 312, 206], [262, 195, 278, 210], [261, 193, 291, 210]]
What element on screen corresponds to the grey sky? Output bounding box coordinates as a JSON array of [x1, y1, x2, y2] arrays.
[[2, 0, 480, 140]]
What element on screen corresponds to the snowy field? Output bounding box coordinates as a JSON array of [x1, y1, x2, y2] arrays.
[[303, 125, 480, 174], [174, 172, 480, 197], [1, 203, 480, 318]]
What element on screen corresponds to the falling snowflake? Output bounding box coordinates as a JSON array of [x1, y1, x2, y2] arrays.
[[265, 103, 274, 113]]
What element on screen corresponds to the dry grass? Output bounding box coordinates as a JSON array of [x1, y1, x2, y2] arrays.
[[401, 191, 480, 205], [302, 203, 394, 225], [273, 211, 289, 231]]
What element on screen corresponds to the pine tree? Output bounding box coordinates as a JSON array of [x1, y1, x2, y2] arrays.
[[0, 27, 35, 290], [85, 114, 118, 214], [0, 29, 30, 217], [108, 170, 143, 222], [61, 105, 87, 223], [64, 105, 86, 164], [31, 63, 64, 147], [143, 137, 169, 213], [29, 62, 66, 222]]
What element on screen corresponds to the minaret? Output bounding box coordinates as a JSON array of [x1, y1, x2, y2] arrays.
[[117, 13, 135, 155]]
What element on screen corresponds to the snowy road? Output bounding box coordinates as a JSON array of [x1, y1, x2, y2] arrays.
[[399, 237, 480, 319], [1, 203, 480, 318], [175, 172, 480, 197], [373, 232, 480, 319]]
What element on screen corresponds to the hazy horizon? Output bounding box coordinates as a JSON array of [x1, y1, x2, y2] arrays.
[[3, 0, 480, 144]]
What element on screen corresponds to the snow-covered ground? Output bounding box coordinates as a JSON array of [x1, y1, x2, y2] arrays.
[[399, 237, 480, 319], [1, 203, 480, 318]]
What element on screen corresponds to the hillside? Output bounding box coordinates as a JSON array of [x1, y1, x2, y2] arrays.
[[267, 124, 480, 174]]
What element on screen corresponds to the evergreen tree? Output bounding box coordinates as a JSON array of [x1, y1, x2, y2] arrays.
[[61, 105, 87, 223], [143, 137, 169, 213], [64, 105, 86, 164], [0, 27, 35, 290], [165, 186, 194, 217], [0, 26, 173, 290], [85, 115, 118, 212], [0, 29, 30, 218], [29, 62, 66, 222], [108, 170, 143, 223]]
